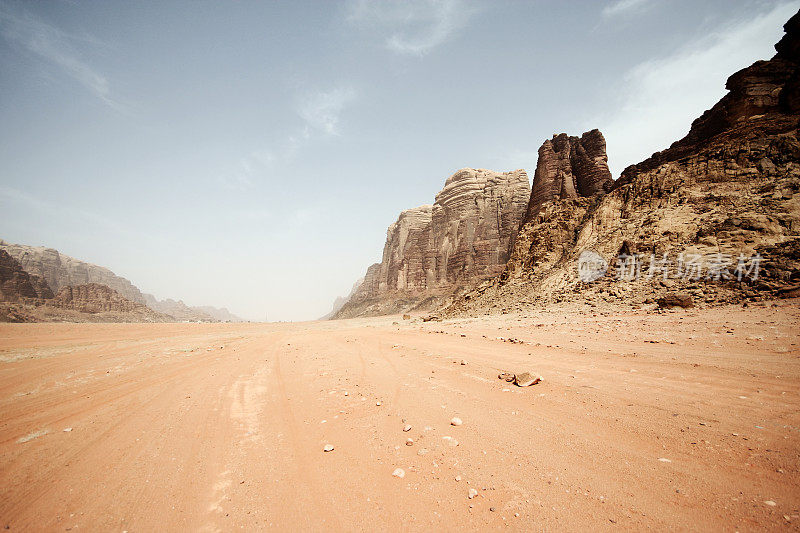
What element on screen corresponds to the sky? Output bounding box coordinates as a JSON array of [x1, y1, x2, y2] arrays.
[[0, 0, 797, 321]]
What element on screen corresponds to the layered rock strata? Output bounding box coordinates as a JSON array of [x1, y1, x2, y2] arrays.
[[334, 168, 531, 318], [0, 240, 146, 304], [444, 11, 800, 316]]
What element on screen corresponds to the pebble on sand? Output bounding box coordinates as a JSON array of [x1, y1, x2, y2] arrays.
[[403, 424, 412, 432], [450, 417, 463, 426], [468, 488, 478, 499], [406, 438, 414, 446], [323, 444, 334, 452], [392, 468, 405, 478], [658, 457, 672, 463], [376, 401, 382, 406], [765, 500, 777, 506], [63, 428, 73, 432]]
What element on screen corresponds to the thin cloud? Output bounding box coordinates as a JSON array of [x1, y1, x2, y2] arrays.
[[591, 1, 799, 178], [220, 86, 356, 189], [0, 5, 124, 110], [297, 86, 357, 136], [602, 0, 654, 19], [347, 0, 474, 56]]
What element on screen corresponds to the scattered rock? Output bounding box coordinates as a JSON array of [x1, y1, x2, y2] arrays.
[[323, 444, 334, 452], [450, 417, 463, 426], [468, 488, 479, 499], [658, 457, 671, 463], [460, 360, 467, 365], [498, 372, 515, 382], [406, 438, 414, 446], [403, 424, 412, 432], [656, 293, 694, 309], [514, 372, 542, 387], [765, 500, 777, 507], [392, 468, 405, 478], [63, 427, 72, 432]]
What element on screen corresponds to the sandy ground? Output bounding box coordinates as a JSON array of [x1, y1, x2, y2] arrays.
[[0, 301, 798, 531]]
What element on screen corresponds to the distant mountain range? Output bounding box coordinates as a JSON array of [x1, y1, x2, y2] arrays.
[[0, 239, 244, 323]]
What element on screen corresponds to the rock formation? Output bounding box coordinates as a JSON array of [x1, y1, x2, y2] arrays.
[[444, 10, 800, 316], [525, 130, 614, 222], [0, 250, 53, 301], [142, 294, 218, 322], [192, 305, 244, 322], [0, 240, 146, 304], [334, 168, 530, 318], [0, 239, 243, 322], [505, 130, 614, 278], [52, 283, 150, 314]]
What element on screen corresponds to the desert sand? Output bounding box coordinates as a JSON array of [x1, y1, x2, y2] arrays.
[[0, 301, 798, 531]]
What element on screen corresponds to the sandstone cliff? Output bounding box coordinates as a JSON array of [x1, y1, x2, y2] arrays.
[[444, 11, 800, 316], [334, 168, 531, 318], [52, 284, 154, 314], [0, 240, 146, 304], [0, 250, 53, 301]]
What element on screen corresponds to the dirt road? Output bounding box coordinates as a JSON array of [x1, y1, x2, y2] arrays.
[[1, 302, 798, 531]]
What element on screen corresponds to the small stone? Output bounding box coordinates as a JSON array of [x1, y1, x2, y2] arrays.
[[323, 444, 334, 452], [455, 475, 461, 482], [406, 438, 414, 446], [658, 457, 671, 463], [460, 360, 467, 365], [392, 468, 405, 478], [490, 507, 496, 512], [344, 391, 349, 396], [514, 513, 520, 517], [468, 488, 478, 499], [765, 500, 777, 507], [403, 424, 412, 432], [63, 427, 72, 432], [450, 417, 463, 426], [376, 401, 382, 406]]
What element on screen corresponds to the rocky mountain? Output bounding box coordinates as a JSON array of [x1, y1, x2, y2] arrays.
[[0, 250, 172, 323], [142, 294, 217, 323], [0, 240, 146, 304], [0, 250, 53, 301], [0, 238, 243, 322], [141, 295, 243, 322], [334, 168, 530, 318], [51, 283, 161, 316], [192, 305, 244, 323], [444, 10, 800, 316]]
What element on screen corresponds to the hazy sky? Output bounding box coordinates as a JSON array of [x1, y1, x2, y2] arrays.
[[0, 0, 797, 321]]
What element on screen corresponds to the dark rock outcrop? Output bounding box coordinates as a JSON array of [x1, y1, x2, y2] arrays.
[[617, 10, 800, 186], [525, 130, 614, 223], [0, 250, 53, 301]]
